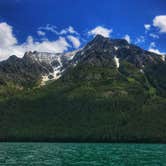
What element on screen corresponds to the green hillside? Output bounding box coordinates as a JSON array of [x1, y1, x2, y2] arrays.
[[0, 59, 166, 142]]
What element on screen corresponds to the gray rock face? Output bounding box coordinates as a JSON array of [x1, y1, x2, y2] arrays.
[[72, 35, 164, 68], [0, 50, 78, 86]]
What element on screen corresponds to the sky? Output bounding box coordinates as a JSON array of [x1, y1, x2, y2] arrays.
[[0, 0, 166, 60]]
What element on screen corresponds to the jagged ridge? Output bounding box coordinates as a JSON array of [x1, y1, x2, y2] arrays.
[[0, 34, 165, 87]]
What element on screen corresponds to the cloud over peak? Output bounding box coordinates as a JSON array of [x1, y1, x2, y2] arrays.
[[88, 26, 112, 38], [124, 34, 131, 43], [0, 21, 165, 61], [0, 22, 71, 60]]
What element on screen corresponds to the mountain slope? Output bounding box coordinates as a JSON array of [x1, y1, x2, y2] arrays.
[[71, 35, 163, 68], [0, 50, 78, 87], [0, 35, 166, 142]]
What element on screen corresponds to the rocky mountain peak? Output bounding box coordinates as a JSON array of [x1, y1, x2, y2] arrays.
[[88, 34, 129, 49], [91, 34, 110, 43], [6, 55, 20, 62], [71, 35, 163, 69]]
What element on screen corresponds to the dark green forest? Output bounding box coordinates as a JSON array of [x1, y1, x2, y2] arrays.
[[0, 59, 166, 142]]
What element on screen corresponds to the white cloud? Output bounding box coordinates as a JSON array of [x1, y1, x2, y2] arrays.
[[149, 42, 156, 48], [65, 26, 78, 35], [148, 42, 165, 55], [144, 24, 151, 31], [149, 33, 159, 39], [22, 37, 70, 53], [153, 15, 166, 33], [135, 36, 145, 44], [26, 36, 33, 44], [67, 35, 81, 48], [39, 24, 57, 34], [39, 25, 79, 35], [124, 34, 131, 43], [0, 22, 71, 60], [37, 30, 45, 36], [88, 26, 112, 38], [0, 22, 17, 48]]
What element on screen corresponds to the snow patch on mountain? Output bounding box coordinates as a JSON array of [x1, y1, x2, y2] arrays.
[[140, 69, 144, 74], [41, 67, 62, 86], [25, 51, 61, 64], [41, 75, 50, 86], [31, 50, 79, 85], [114, 56, 120, 68], [114, 46, 119, 51], [161, 55, 165, 61]]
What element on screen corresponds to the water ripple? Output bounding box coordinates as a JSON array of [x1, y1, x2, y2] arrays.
[[1, 143, 166, 165]]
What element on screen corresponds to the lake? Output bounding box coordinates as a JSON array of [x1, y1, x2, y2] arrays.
[[1, 143, 166, 165]]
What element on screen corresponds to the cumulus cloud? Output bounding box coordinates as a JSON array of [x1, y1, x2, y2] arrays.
[[67, 35, 81, 48], [153, 15, 166, 33], [0, 22, 71, 60], [23, 36, 70, 53], [37, 30, 45, 36], [144, 24, 151, 31], [88, 26, 112, 38], [124, 34, 131, 43], [0, 22, 17, 48]]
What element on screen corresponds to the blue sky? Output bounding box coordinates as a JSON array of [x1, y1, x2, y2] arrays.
[[0, 0, 166, 60]]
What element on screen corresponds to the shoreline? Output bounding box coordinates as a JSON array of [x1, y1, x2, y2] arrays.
[[1, 139, 166, 144]]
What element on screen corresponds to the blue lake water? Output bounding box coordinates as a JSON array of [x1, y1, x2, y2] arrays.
[[1, 143, 166, 165]]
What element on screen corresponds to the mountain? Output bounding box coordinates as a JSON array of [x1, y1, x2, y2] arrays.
[[72, 35, 163, 67], [0, 35, 164, 87], [0, 35, 166, 142], [0, 50, 78, 87]]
